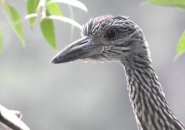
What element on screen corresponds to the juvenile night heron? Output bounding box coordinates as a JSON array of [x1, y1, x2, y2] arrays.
[[51, 15, 185, 130]]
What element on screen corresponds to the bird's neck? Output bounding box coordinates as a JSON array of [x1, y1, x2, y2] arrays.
[[121, 52, 185, 130]]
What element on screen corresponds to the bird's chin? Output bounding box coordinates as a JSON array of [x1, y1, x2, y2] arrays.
[[81, 55, 119, 63], [79, 55, 106, 63]]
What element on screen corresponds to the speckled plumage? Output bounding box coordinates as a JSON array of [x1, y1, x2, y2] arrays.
[[52, 15, 185, 130]]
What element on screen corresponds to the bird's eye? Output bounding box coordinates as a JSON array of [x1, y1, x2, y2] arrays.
[[104, 29, 118, 40]]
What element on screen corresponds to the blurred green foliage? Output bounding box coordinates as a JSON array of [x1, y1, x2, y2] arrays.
[[3, 2, 25, 46], [47, 0, 62, 16], [0, 0, 87, 51], [147, 0, 185, 57], [40, 17, 57, 49], [27, 0, 39, 27], [177, 31, 185, 57]]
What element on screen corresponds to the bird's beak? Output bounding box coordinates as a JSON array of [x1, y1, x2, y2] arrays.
[[51, 36, 101, 64]]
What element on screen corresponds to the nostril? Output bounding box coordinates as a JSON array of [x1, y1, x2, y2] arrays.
[[76, 36, 91, 46], [78, 41, 87, 46]]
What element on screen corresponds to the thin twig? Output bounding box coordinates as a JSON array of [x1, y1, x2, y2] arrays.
[[0, 105, 30, 130]]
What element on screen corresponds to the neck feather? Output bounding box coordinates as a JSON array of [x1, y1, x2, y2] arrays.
[[121, 49, 185, 130]]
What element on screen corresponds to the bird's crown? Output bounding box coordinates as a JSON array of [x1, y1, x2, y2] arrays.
[[82, 15, 135, 36]]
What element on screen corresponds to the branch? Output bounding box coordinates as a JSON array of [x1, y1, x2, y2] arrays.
[[0, 105, 30, 130]]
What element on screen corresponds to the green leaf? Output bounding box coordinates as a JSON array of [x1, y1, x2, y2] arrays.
[[40, 18, 57, 49], [147, 0, 185, 9], [176, 31, 185, 57], [27, 0, 39, 27], [3, 3, 25, 46], [47, 0, 62, 16], [0, 31, 3, 53]]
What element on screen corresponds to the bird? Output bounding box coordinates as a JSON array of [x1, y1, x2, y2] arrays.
[[51, 15, 185, 130]]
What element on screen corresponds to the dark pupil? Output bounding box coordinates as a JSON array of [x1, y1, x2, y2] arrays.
[[106, 30, 116, 39]]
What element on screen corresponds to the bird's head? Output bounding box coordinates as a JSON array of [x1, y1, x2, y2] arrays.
[[51, 15, 148, 64]]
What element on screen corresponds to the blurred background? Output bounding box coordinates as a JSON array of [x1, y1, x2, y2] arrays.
[[0, 0, 185, 130]]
